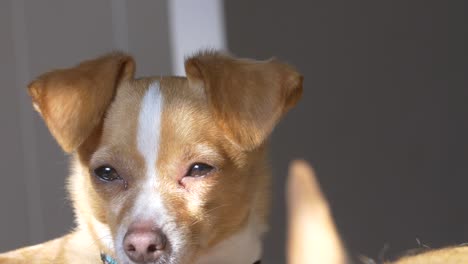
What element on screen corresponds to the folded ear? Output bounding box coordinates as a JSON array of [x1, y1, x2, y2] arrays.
[[185, 51, 303, 151], [28, 52, 135, 153]]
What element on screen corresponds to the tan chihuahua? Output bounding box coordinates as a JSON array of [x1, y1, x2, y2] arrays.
[[0, 51, 302, 264]]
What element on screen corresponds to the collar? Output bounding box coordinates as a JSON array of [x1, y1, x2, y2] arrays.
[[101, 253, 118, 264], [100, 253, 261, 264]]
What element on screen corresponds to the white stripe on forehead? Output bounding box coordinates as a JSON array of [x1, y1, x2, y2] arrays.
[[133, 81, 165, 220], [137, 81, 163, 179]]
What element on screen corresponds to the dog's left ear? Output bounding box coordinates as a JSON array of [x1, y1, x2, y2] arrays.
[[28, 52, 135, 153], [185, 52, 303, 151]]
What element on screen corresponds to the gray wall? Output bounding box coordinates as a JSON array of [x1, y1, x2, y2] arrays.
[[1, 1, 467, 263], [225, 0, 468, 262]]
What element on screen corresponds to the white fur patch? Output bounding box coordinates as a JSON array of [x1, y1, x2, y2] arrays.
[[195, 215, 263, 264]]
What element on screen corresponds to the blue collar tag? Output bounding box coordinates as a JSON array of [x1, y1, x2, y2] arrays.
[[100, 253, 118, 264]]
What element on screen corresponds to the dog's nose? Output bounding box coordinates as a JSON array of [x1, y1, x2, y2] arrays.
[[123, 221, 167, 263]]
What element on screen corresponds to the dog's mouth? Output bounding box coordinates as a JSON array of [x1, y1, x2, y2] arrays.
[[114, 240, 176, 264], [115, 248, 178, 264]]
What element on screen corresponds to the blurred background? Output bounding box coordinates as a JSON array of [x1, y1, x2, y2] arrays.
[[0, 0, 467, 263]]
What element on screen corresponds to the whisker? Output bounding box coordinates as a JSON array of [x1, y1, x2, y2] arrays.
[[189, 204, 230, 227], [86, 233, 114, 250]]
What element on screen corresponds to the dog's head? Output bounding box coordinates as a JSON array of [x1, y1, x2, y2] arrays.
[[28, 51, 302, 264]]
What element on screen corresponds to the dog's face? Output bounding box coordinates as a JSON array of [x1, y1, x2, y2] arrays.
[[88, 77, 271, 263], [28, 52, 302, 264]]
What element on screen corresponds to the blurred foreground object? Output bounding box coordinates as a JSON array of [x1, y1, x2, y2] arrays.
[[286, 160, 468, 264], [287, 160, 347, 264]]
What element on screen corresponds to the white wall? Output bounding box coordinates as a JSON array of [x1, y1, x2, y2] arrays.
[[168, 0, 226, 76]]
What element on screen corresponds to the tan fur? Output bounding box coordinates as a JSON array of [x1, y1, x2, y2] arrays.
[[157, 76, 270, 255], [0, 51, 301, 263]]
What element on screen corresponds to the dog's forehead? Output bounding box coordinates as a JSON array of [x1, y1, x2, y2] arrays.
[[100, 76, 214, 149]]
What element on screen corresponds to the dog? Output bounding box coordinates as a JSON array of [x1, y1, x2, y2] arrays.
[[286, 160, 468, 264], [0, 51, 302, 264]]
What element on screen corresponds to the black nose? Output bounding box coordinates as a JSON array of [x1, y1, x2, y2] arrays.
[[123, 221, 167, 263]]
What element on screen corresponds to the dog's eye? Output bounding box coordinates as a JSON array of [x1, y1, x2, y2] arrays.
[[186, 163, 214, 177], [94, 166, 120, 182]]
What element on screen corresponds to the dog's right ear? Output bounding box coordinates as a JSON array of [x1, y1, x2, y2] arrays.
[[185, 52, 303, 151], [28, 52, 135, 153]]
